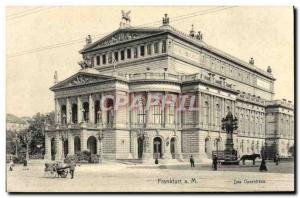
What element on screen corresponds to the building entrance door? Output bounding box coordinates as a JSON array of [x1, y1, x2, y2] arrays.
[[153, 137, 162, 159], [87, 136, 97, 154], [137, 137, 144, 159]]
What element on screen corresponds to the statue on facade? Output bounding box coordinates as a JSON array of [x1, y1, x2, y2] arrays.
[[54, 71, 58, 84], [196, 31, 203, 40], [189, 24, 195, 37], [78, 55, 92, 69], [121, 10, 131, 24], [97, 109, 102, 124], [162, 13, 169, 26], [108, 109, 114, 126], [85, 35, 92, 45], [249, 57, 255, 65], [267, 66, 272, 73]]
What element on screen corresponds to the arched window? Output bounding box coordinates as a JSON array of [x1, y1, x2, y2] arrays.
[[72, 104, 78, 123]]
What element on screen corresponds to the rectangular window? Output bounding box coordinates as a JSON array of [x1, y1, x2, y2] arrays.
[[140, 45, 145, 56], [152, 105, 161, 124], [133, 47, 138, 58], [114, 51, 118, 62], [154, 42, 159, 54], [137, 107, 146, 124], [96, 55, 100, 65], [121, 50, 125, 60], [127, 49, 131, 59], [167, 105, 175, 124], [147, 44, 152, 55], [91, 56, 94, 66], [162, 40, 167, 53], [102, 54, 106, 64]]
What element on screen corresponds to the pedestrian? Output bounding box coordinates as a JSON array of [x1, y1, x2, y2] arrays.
[[9, 160, 14, 171], [69, 161, 76, 179], [23, 159, 28, 170], [274, 154, 279, 166], [190, 155, 195, 167], [259, 159, 268, 172], [212, 155, 218, 171]]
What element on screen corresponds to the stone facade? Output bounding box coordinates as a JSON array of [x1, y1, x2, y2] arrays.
[[44, 14, 294, 162]]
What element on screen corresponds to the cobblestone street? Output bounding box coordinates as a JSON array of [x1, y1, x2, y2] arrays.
[[6, 160, 294, 192]]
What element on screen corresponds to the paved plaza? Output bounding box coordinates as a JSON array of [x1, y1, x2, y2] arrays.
[[7, 160, 294, 192]]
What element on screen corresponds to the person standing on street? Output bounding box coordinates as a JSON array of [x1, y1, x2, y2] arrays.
[[190, 155, 195, 168], [9, 160, 14, 171], [259, 159, 268, 172], [212, 155, 218, 171], [274, 154, 280, 166], [69, 161, 76, 179]]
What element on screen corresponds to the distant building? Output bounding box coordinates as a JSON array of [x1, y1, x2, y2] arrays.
[[6, 114, 29, 132], [45, 13, 294, 162]]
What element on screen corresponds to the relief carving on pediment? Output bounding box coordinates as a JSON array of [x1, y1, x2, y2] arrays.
[[96, 32, 147, 48], [69, 75, 96, 86]]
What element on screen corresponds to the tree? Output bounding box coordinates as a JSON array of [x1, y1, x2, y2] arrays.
[[27, 112, 55, 158]]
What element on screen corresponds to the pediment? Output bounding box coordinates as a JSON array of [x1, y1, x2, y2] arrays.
[[50, 71, 115, 90], [81, 28, 164, 52]]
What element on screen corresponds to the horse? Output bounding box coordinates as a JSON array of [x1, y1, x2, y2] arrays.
[[239, 154, 261, 165]]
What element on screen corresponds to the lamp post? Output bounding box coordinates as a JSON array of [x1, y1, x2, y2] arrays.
[[97, 131, 104, 163], [14, 132, 19, 158], [221, 111, 238, 165]]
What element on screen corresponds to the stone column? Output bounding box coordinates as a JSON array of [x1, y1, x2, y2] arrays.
[[136, 45, 140, 58], [89, 94, 94, 124], [126, 92, 130, 128], [44, 134, 51, 160], [163, 92, 167, 127], [77, 96, 82, 123], [55, 132, 62, 161], [198, 92, 202, 127], [80, 131, 87, 151], [158, 41, 162, 53], [66, 97, 71, 124], [177, 94, 182, 128], [146, 92, 151, 127], [101, 93, 107, 126], [55, 99, 61, 124], [124, 49, 127, 61], [68, 133, 74, 155]]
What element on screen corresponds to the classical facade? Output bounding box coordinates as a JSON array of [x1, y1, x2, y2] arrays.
[[44, 13, 294, 162]]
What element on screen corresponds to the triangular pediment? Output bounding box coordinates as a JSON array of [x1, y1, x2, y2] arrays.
[[50, 69, 115, 90], [81, 28, 165, 53]]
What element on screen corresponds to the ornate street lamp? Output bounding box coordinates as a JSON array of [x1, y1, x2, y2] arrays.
[[97, 131, 104, 163], [221, 111, 239, 165]]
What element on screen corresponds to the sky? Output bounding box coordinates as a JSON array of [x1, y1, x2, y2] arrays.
[[6, 6, 294, 117]]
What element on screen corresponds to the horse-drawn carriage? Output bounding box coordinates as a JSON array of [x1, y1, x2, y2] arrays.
[[212, 150, 261, 165], [44, 162, 71, 178]]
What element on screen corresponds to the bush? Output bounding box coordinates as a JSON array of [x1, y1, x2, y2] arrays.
[[64, 154, 78, 164], [90, 154, 100, 163], [76, 150, 91, 162]]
